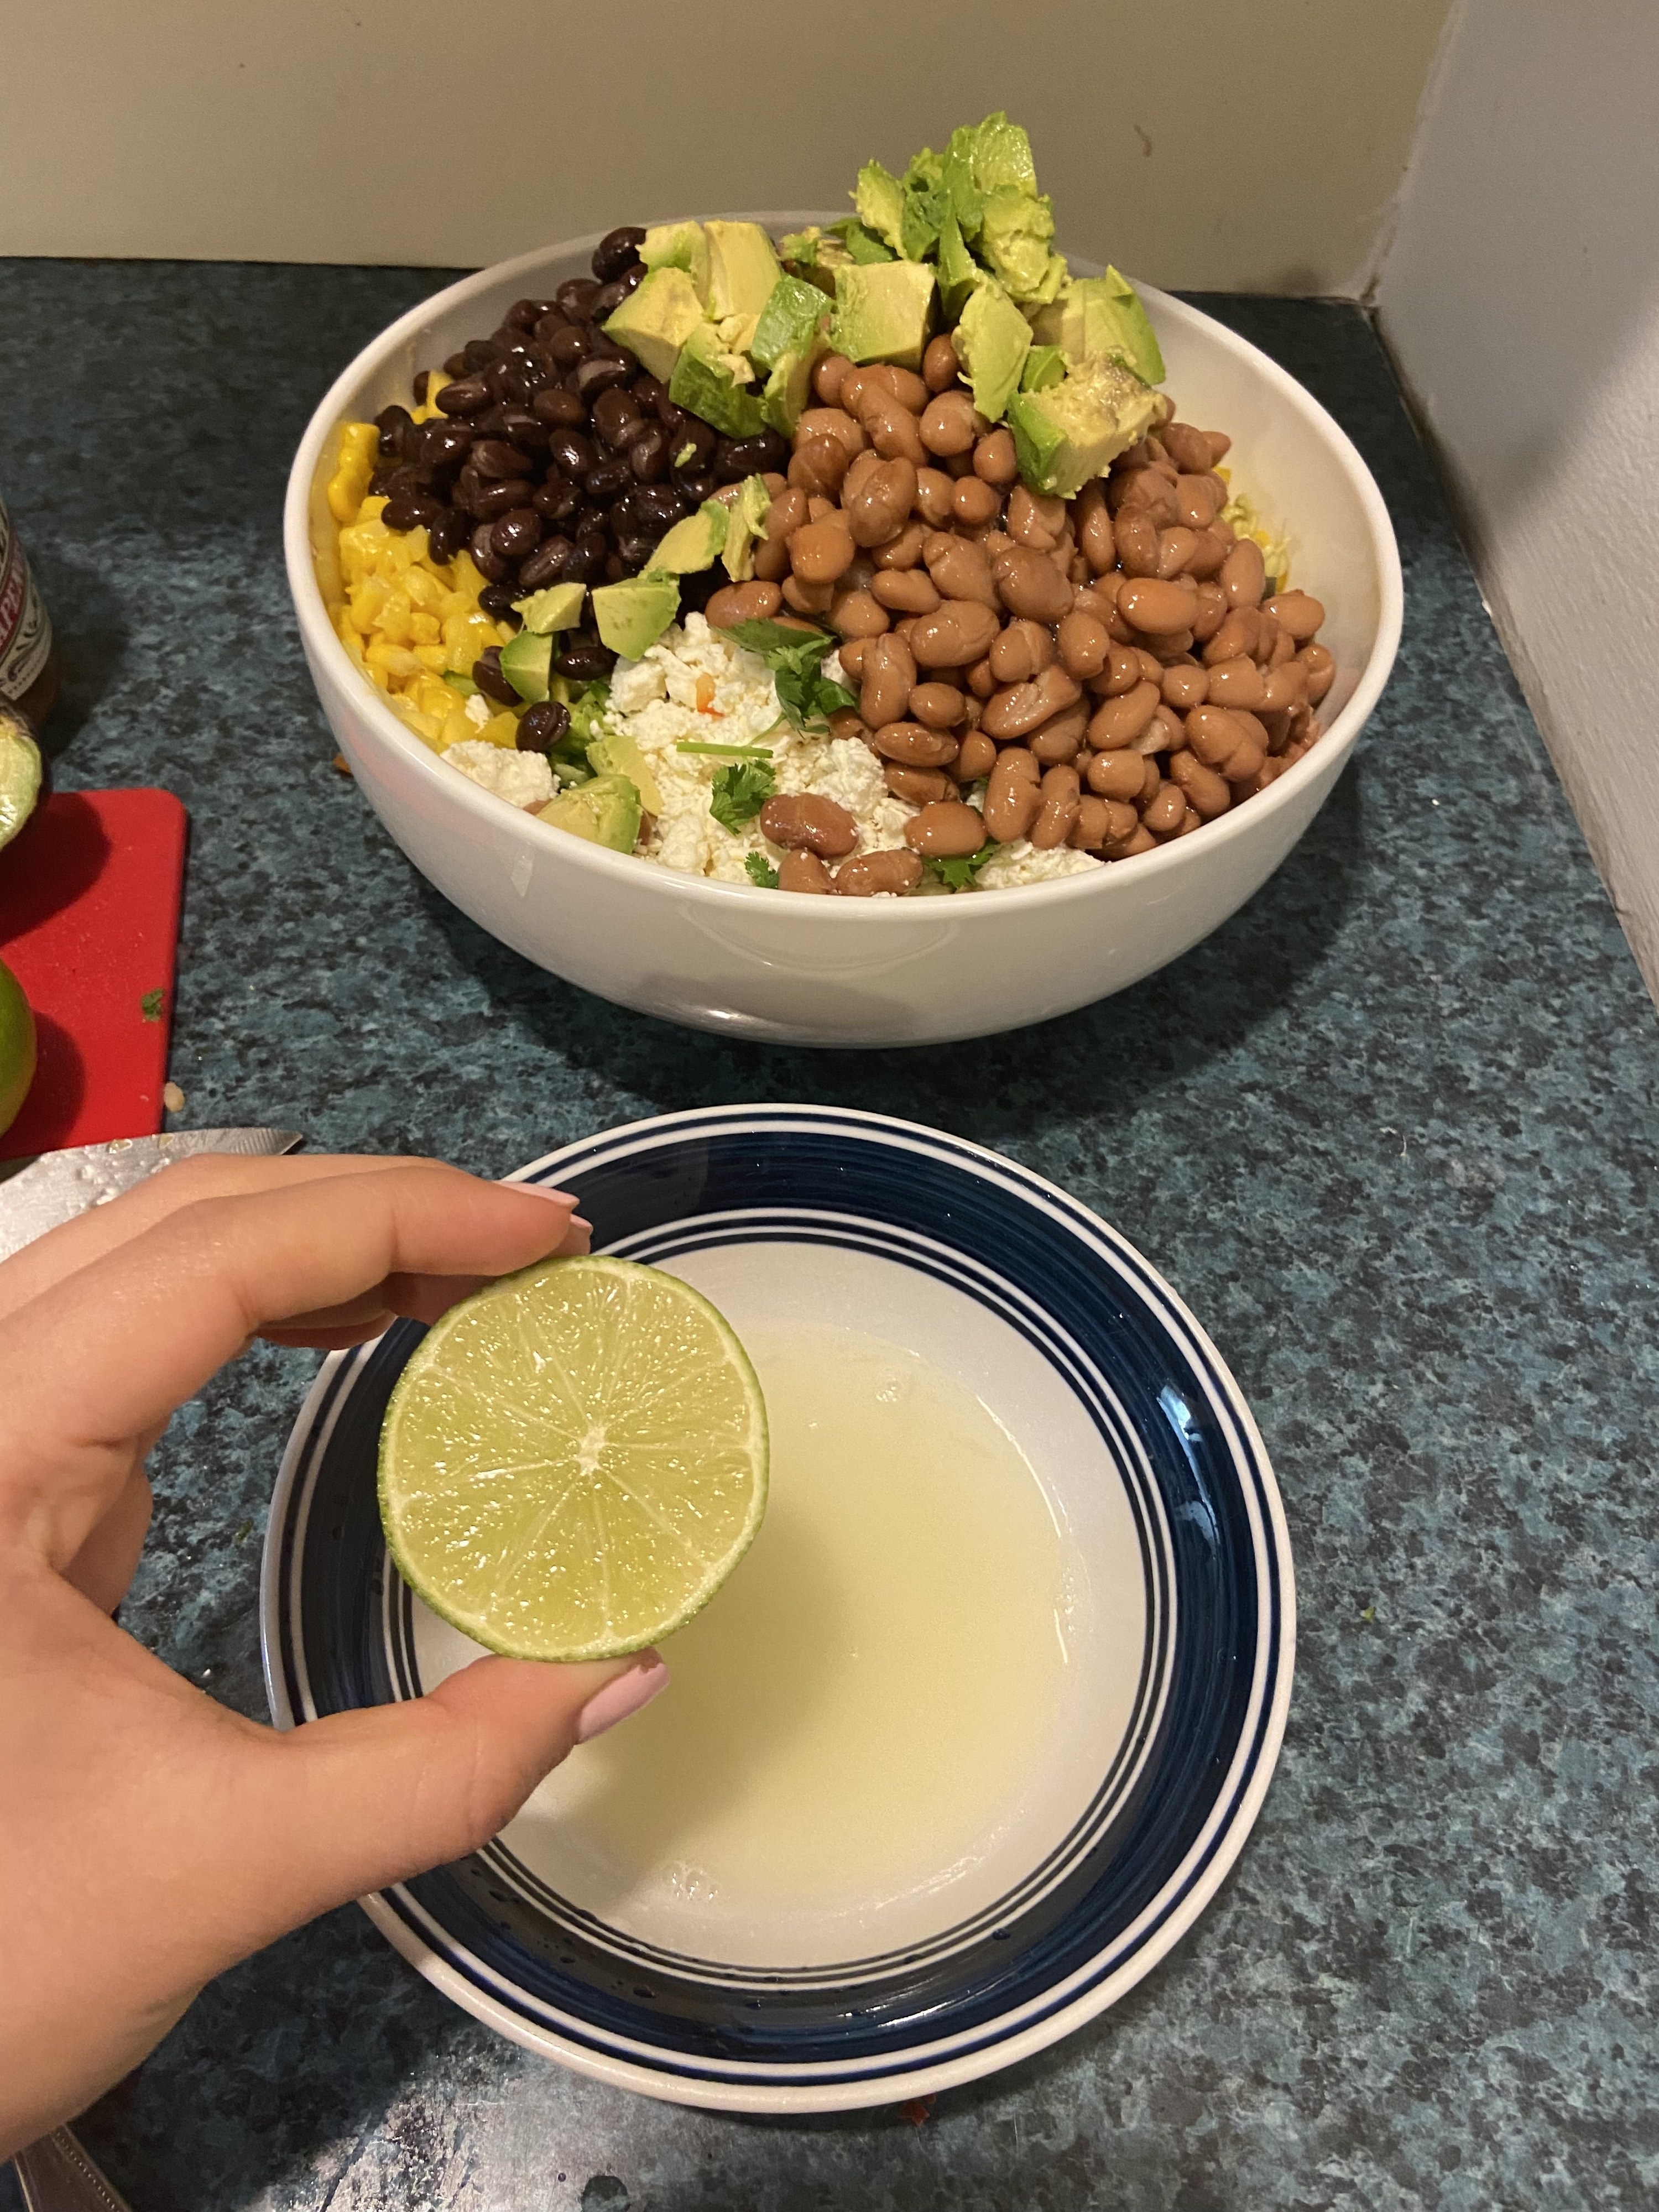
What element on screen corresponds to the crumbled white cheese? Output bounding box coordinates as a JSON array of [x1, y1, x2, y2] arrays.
[[463, 691, 492, 729], [444, 740, 555, 811], [976, 838, 1101, 889]]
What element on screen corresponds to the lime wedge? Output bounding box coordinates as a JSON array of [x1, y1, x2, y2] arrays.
[[0, 710, 42, 853], [379, 1254, 768, 1661], [0, 955, 36, 1137]]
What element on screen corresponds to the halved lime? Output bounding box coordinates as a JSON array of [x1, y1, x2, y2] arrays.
[[379, 1254, 768, 1661], [0, 709, 42, 853], [0, 955, 35, 1137]]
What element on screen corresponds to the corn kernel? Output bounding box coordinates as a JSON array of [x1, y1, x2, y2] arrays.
[[477, 709, 522, 749]]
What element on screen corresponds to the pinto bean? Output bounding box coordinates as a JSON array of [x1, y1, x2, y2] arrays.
[[990, 618, 1057, 685], [915, 468, 957, 525], [705, 580, 783, 627], [910, 598, 1003, 668], [758, 793, 859, 857], [1073, 481, 1116, 573], [831, 587, 890, 640], [810, 353, 853, 406], [789, 436, 852, 497], [953, 477, 1001, 527], [781, 575, 835, 615], [1259, 660, 1309, 714], [1056, 609, 1112, 680], [1004, 484, 1062, 550], [982, 664, 1083, 740], [862, 392, 928, 465], [1175, 474, 1220, 530], [966, 654, 998, 698], [844, 457, 919, 547], [924, 533, 999, 608], [778, 849, 836, 893], [1263, 589, 1325, 641], [909, 680, 967, 729], [1168, 748, 1232, 818], [1206, 654, 1266, 710], [836, 638, 873, 681], [1219, 537, 1266, 609], [919, 390, 983, 457], [872, 520, 928, 570], [1298, 641, 1336, 703], [1203, 608, 1260, 666], [1030, 764, 1082, 849], [873, 568, 941, 614], [1141, 778, 1188, 836], [1114, 507, 1161, 577], [834, 848, 925, 896], [885, 765, 956, 804], [1071, 795, 1139, 851], [922, 334, 961, 391], [1191, 580, 1229, 643], [859, 633, 917, 728], [973, 428, 1019, 484], [873, 719, 959, 768], [1088, 680, 1160, 748], [983, 748, 1043, 841], [904, 799, 988, 857], [952, 729, 997, 782], [788, 517, 857, 583], [1030, 701, 1089, 763], [1085, 747, 1149, 801], [1157, 526, 1199, 578], [1160, 660, 1208, 711], [994, 544, 1073, 622], [1117, 576, 1198, 634]]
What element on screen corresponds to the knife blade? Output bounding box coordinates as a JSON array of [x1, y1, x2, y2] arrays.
[[0, 1129, 305, 1264]]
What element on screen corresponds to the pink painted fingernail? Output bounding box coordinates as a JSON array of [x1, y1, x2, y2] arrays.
[[497, 1181, 578, 1207], [576, 1657, 669, 1743], [570, 1215, 592, 1234]]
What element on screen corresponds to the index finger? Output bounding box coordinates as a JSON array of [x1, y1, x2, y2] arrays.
[[0, 1163, 581, 1568]]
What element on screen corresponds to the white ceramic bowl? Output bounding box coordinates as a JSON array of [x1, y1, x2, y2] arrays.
[[285, 220, 1402, 1048]]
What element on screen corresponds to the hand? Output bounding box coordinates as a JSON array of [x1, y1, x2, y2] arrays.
[[0, 1155, 668, 2156]]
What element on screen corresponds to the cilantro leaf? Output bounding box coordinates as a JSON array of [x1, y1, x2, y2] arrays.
[[139, 987, 164, 1022], [744, 853, 780, 889], [719, 619, 855, 734], [925, 841, 999, 892], [711, 758, 775, 834]]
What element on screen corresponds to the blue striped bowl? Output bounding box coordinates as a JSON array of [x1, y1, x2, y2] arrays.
[[261, 1107, 1293, 2112]]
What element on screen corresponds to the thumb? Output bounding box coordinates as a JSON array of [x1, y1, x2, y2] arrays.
[[238, 1651, 668, 1944]]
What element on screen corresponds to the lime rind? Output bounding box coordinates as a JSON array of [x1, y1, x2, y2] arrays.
[[379, 1253, 768, 1662], [0, 719, 42, 853]]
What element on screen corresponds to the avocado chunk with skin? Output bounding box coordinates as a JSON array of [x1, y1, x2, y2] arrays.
[[591, 575, 681, 660], [978, 186, 1066, 305], [752, 275, 828, 436], [1032, 269, 1166, 387], [604, 265, 706, 384], [646, 500, 728, 576], [953, 279, 1031, 422], [1007, 356, 1163, 499], [640, 220, 712, 306], [854, 159, 906, 253], [720, 475, 773, 581], [705, 221, 782, 323], [512, 581, 586, 633], [831, 259, 937, 371], [499, 627, 554, 703], [1020, 344, 1067, 393], [668, 322, 767, 439], [537, 772, 641, 853]]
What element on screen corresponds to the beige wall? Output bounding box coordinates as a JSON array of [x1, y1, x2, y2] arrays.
[[0, 0, 1450, 291]]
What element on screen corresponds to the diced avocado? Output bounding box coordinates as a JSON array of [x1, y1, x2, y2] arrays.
[[900, 147, 951, 263], [953, 279, 1031, 423], [854, 160, 905, 253], [537, 773, 641, 853], [646, 500, 728, 576], [721, 475, 773, 582], [760, 347, 816, 437], [831, 259, 937, 371], [827, 217, 896, 264], [512, 581, 586, 633], [603, 265, 706, 384], [499, 627, 554, 703], [779, 223, 853, 293], [961, 112, 1039, 198], [591, 575, 681, 660], [586, 729, 663, 815], [936, 212, 980, 320], [441, 669, 477, 696], [978, 186, 1066, 304], [752, 276, 830, 371], [640, 220, 711, 306], [1032, 269, 1165, 386], [706, 221, 782, 323], [668, 322, 767, 438], [1020, 344, 1067, 393], [1006, 356, 1163, 499]]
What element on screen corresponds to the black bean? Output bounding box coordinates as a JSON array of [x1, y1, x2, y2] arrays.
[[674, 468, 719, 507], [473, 476, 535, 520], [625, 423, 670, 483], [615, 531, 663, 569], [374, 403, 416, 458], [426, 508, 469, 564], [519, 698, 572, 751], [533, 310, 569, 344], [478, 583, 522, 619], [602, 552, 627, 582], [555, 276, 602, 322], [368, 464, 397, 497], [463, 337, 505, 371], [532, 385, 586, 427], [676, 565, 723, 615], [554, 637, 615, 679], [592, 387, 643, 450], [453, 465, 486, 518], [547, 430, 595, 478], [382, 492, 444, 531], [592, 226, 648, 283], [657, 394, 689, 431], [631, 374, 666, 414], [572, 355, 633, 404], [495, 408, 550, 455], [469, 524, 510, 582], [421, 419, 474, 469], [719, 428, 789, 478], [614, 263, 647, 300], [670, 414, 715, 464], [630, 482, 687, 528], [442, 352, 467, 379], [589, 278, 628, 323], [547, 324, 591, 370], [583, 458, 632, 502], [568, 534, 608, 582], [436, 377, 491, 416], [497, 365, 538, 406], [473, 645, 519, 705], [505, 296, 545, 331], [533, 475, 582, 525], [517, 538, 569, 589], [492, 508, 543, 562], [471, 439, 533, 482]]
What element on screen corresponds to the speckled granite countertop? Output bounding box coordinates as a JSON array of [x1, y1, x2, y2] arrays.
[[1, 266, 1655, 2212]]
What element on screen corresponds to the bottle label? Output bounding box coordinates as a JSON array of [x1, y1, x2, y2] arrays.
[[0, 500, 53, 703]]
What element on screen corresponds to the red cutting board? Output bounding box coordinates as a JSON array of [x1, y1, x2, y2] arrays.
[[0, 788, 188, 1159]]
